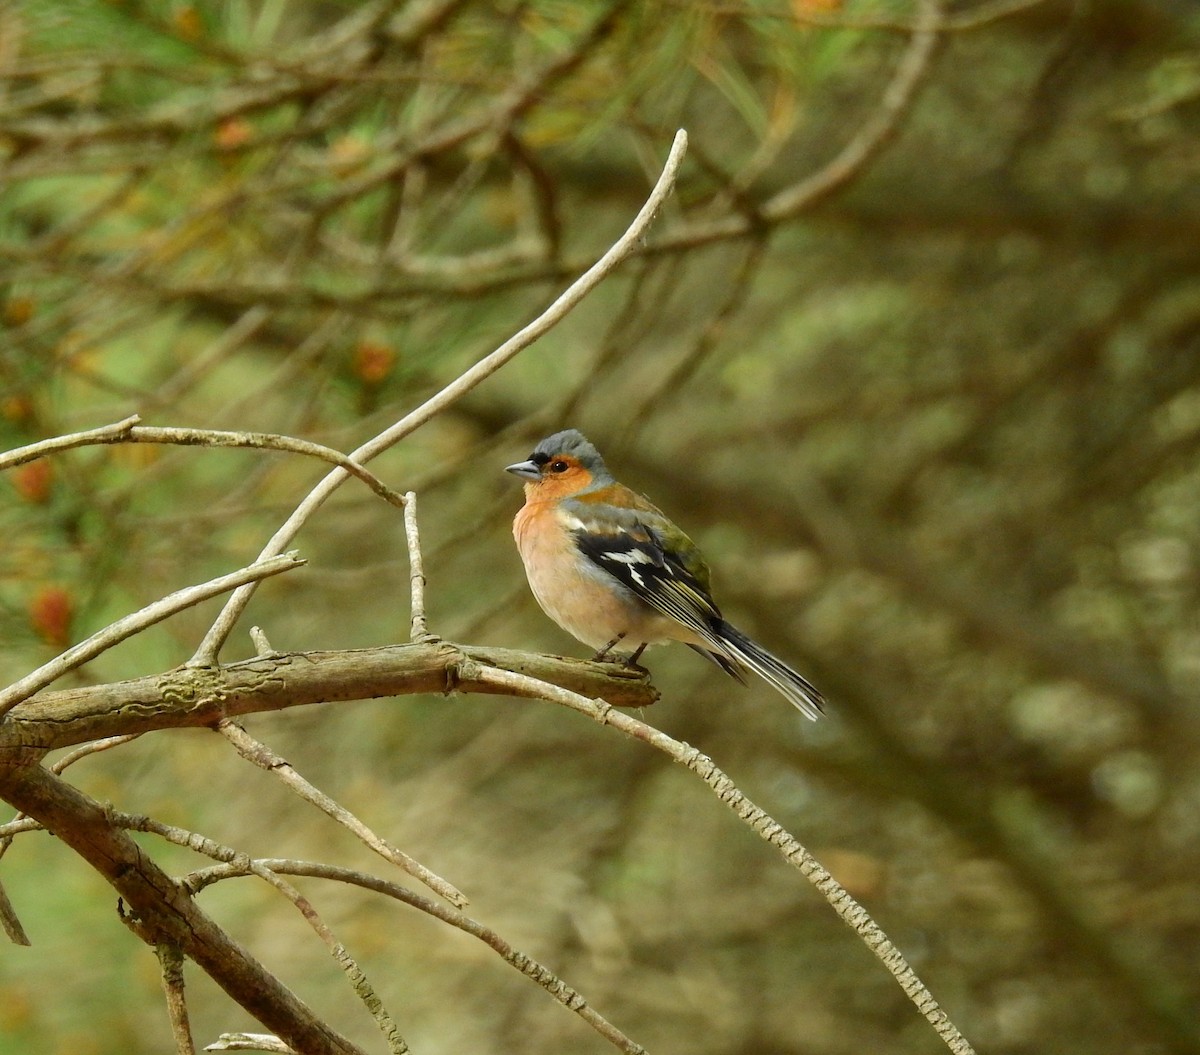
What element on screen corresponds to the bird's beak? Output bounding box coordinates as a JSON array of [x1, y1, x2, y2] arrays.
[[505, 459, 542, 481]]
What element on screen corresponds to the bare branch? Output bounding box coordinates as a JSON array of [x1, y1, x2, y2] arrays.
[[474, 666, 977, 1055], [0, 553, 306, 717], [188, 129, 690, 666], [0, 817, 41, 842], [123, 814, 643, 1053], [110, 819, 408, 1050], [0, 762, 368, 1055], [49, 735, 144, 773], [3, 643, 657, 754], [0, 417, 408, 511], [0, 415, 140, 466], [217, 719, 466, 909]]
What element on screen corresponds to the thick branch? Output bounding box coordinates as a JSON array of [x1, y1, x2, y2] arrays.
[[1, 644, 659, 754], [0, 759, 366, 1055]]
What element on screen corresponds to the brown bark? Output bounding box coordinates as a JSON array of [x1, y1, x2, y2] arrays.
[[0, 756, 367, 1055], [1, 642, 659, 754]]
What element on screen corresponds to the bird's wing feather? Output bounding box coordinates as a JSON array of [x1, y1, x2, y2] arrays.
[[564, 490, 722, 641]]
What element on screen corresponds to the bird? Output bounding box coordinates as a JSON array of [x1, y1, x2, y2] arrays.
[[505, 429, 825, 719]]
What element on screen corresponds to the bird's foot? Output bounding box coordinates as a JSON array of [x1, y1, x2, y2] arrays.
[[592, 634, 627, 662]]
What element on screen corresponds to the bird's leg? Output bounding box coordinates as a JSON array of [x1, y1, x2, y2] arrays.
[[592, 633, 626, 661], [626, 642, 648, 666]]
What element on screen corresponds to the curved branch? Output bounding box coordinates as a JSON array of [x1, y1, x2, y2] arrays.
[[762, 0, 943, 220], [188, 129, 690, 666], [185, 858, 648, 1055], [476, 666, 977, 1055], [0, 417, 407, 511], [617, 0, 943, 257]]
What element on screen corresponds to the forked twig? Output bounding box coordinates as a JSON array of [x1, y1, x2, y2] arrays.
[[117, 813, 406, 1053], [243, 866, 409, 1055], [123, 815, 644, 1054], [187, 858, 648, 1055], [0, 553, 306, 717]]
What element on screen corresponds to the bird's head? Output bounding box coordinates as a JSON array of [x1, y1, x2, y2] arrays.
[[505, 429, 612, 497]]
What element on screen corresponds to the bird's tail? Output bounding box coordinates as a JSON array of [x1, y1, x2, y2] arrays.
[[711, 620, 825, 721]]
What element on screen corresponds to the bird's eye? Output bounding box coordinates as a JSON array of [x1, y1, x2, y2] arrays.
[[550, 460, 569, 473]]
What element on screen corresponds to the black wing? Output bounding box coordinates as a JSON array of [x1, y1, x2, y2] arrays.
[[570, 516, 723, 642]]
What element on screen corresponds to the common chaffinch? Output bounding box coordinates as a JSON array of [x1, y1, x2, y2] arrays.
[[505, 429, 825, 719]]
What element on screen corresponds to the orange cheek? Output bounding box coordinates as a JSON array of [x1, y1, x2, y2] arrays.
[[528, 468, 589, 498]]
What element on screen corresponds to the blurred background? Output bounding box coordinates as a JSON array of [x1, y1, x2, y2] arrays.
[[2, 0, 1199, 1052]]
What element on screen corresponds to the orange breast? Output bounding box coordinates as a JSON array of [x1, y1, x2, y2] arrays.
[[512, 499, 681, 651]]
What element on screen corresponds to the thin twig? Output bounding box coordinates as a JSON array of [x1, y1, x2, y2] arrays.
[[157, 941, 198, 1055], [761, 0, 943, 220], [473, 666, 976, 1055], [0, 553, 306, 717], [49, 734, 144, 773], [402, 491, 432, 642], [216, 719, 467, 908], [129, 426, 407, 510], [0, 817, 41, 842], [0, 415, 140, 465], [243, 865, 409, 1055], [187, 858, 648, 1055], [126, 814, 641, 1053], [188, 129, 690, 666], [0, 417, 407, 511]]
